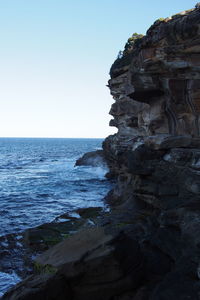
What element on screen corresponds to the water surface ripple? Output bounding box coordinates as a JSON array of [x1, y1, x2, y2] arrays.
[[0, 138, 111, 236]]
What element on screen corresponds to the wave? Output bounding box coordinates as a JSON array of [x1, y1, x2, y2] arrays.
[[83, 166, 108, 179]]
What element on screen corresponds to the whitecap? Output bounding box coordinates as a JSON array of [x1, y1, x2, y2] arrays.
[[85, 166, 108, 179]]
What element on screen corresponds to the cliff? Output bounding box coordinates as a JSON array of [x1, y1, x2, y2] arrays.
[[103, 4, 200, 298], [2, 4, 200, 300]]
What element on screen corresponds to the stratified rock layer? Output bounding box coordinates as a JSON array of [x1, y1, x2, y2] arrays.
[[2, 5, 200, 300], [109, 6, 200, 139], [103, 4, 200, 299]]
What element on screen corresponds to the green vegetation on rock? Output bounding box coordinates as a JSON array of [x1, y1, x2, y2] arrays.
[[156, 18, 165, 22], [123, 33, 144, 55], [116, 32, 144, 59], [34, 262, 57, 275], [111, 32, 144, 76]]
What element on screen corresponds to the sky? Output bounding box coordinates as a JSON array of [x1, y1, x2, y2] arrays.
[[0, 0, 197, 138]]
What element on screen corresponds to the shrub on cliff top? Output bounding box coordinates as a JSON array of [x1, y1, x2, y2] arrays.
[[110, 32, 144, 78], [116, 33, 144, 59], [156, 18, 165, 22], [123, 33, 144, 55]]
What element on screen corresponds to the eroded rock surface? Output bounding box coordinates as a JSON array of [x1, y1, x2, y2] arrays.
[[102, 4, 200, 299], [108, 6, 200, 139], [3, 4, 200, 300]]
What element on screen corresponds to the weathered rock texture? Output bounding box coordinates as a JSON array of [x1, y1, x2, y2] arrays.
[[2, 5, 200, 300], [102, 4, 200, 299], [2, 229, 143, 300], [109, 6, 200, 139]]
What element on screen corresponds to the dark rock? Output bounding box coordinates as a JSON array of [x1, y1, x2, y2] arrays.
[[2, 229, 144, 300], [102, 5, 200, 299], [2, 274, 71, 300], [150, 270, 200, 300], [23, 218, 86, 250], [75, 206, 103, 219], [75, 150, 107, 167]]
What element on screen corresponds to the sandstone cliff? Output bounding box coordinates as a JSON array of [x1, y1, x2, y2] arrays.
[[103, 4, 200, 298], [2, 4, 200, 300]]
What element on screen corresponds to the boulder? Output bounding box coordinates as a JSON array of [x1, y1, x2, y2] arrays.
[[75, 150, 107, 167]]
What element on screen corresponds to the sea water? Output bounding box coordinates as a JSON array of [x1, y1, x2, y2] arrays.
[[0, 138, 111, 296]]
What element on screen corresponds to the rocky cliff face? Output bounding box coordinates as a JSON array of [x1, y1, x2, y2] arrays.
[[3, 5, 200, 300], [103, 4, 200, 298], [108, 6, 200, 139]]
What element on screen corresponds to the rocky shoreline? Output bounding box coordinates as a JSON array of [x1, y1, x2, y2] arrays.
[[2, 4, 200, 299], [0, 199, 109, 287]]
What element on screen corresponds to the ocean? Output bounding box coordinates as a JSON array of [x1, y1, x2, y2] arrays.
[[0, 138, 111, 296]]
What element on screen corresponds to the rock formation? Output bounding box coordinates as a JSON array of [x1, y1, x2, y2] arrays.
[[75, 150, 107, 167], [103, 4, 200, 298], [2, 4, 200, 300]]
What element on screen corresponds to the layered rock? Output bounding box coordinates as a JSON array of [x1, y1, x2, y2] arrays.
[[104, 5, 200, 175], [102, 4, 200, 299], [2, 4, 200, 300], [108, 5, 200, 142]]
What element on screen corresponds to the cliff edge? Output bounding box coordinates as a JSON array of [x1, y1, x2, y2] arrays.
[[103, 4, 200, 298], [2, 4, 200, 300]]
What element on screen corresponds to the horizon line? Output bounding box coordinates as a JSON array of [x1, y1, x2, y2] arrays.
[[0, 136, 107, 139]]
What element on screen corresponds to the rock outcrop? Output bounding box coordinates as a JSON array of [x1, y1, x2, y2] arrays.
[[109, 6, 200, 139], [75, 150, 107, 167], [2, 4, 200, 300], [2, 229, 143, 300], [102, 4, 200, 299]]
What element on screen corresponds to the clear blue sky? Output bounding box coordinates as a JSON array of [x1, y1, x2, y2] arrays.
[[0, 0, 196, 138]]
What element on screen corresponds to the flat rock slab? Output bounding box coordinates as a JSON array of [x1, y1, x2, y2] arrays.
[[36, 227, 113, 268], [3, 230, 143, 300]]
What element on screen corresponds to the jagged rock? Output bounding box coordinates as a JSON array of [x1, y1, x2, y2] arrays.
[[75, 150, 107, 167]]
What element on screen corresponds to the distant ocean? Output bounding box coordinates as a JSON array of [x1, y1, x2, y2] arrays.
[[0, 138, 111, 296]]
